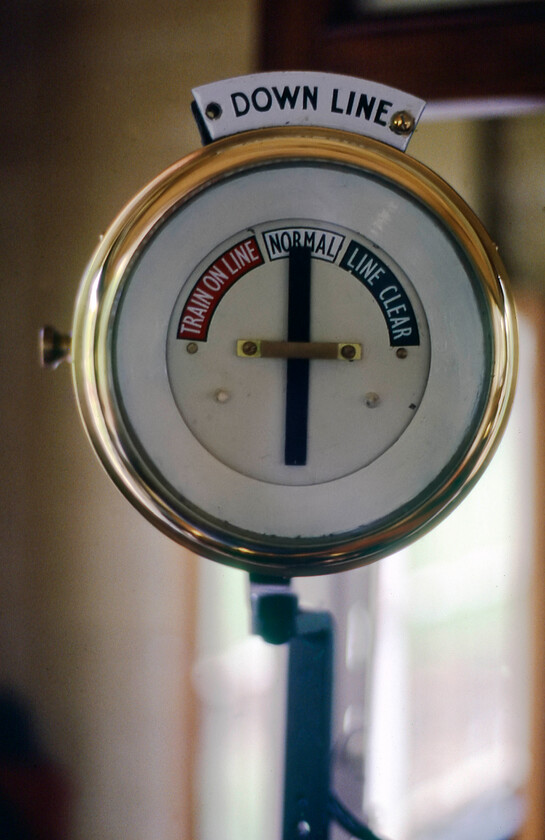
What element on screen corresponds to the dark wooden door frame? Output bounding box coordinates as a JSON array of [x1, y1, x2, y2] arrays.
[[258, 0, 545, 102]]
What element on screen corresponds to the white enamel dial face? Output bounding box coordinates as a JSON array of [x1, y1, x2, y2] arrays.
[[165, 220, 430, 486], [111, 161, 492, 544]]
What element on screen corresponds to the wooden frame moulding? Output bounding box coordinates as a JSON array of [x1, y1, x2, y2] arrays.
[[258, 0, 545, 103]]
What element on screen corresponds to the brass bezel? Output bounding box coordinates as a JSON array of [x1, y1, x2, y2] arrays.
[[71, 126, 517, 575]]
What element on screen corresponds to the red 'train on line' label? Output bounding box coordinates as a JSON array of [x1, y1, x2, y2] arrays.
[[177, 236, 264, 340]]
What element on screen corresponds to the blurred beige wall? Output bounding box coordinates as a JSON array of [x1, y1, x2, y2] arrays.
[[1, 2, 256, 839]]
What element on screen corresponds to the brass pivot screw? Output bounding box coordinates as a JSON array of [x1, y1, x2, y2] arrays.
[[340, 344, 357, 360], [242, 340, 258, 356], [390, 111, 415, 136]]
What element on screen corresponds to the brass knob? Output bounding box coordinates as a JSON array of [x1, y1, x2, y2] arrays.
[[39, 325, 72, 369]]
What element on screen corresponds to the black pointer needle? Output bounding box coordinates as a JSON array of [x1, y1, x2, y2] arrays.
[[284, 245, 312, 466]]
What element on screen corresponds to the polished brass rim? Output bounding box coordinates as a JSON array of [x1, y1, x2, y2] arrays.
[[71, 127, 517, 575]]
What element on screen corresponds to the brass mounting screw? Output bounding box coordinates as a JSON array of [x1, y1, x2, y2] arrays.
[[390, 111, 415, 136]]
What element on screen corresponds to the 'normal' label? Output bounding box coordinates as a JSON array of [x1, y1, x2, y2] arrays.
[[263, 226, 345, 262]]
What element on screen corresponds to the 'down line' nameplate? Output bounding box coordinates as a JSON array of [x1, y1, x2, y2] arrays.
[[192, 72, 426, 150]]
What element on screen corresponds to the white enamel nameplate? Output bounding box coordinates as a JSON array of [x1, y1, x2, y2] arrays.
[[192, 72, 426, 151]]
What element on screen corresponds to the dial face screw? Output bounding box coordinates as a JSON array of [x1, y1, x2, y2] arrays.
[[205, 101, 222, 120], [214, 389, 231, 403], [186, 342, 199, 354], [365, 392, 380, 408], [390, 110, 415, 136], [396, 347, 408, 359]]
